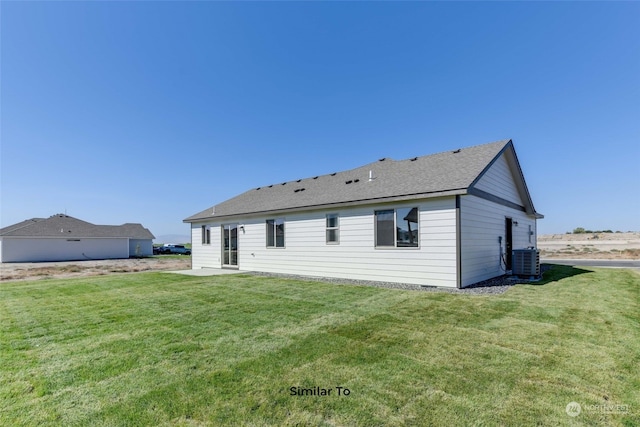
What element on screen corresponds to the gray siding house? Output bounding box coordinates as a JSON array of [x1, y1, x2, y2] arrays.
[[184, 139, 542, 288], [0, 214, 155, 262]]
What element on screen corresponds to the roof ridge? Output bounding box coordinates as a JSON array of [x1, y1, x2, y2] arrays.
[[0, 218, 44, 235], [184, 139, 519, 223], [1, 215, 155, 238], [396, 139, 511, 162], [253, 139, 511, 190]]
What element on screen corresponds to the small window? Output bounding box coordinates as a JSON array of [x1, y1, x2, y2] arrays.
[[201, 225, 211, 245], [326, 214, 339, 244], [375, 207, 419, 248], [266, 218, 285, 247]]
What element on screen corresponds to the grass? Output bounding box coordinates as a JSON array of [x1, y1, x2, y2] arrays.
[[150, 254, 191, 259], [1, 266, 638, 426]]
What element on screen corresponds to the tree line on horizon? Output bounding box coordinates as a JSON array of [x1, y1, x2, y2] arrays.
[[567, 228, 628, 234]]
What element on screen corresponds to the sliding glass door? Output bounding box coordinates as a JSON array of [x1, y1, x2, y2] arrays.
[[222, 224, 238, 267]]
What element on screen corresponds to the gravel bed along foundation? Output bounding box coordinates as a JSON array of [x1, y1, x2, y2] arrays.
[[247, 266, 550, 295]]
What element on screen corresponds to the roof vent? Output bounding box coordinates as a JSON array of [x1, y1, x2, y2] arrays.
[[453, 149, 461, 154]]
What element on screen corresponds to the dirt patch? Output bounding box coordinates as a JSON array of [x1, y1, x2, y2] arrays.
[[0, 257, 191, 282], [538, 232, 640, 259]]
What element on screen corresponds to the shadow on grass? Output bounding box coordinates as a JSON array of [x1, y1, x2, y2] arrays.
[[536, 264, 592, 285]]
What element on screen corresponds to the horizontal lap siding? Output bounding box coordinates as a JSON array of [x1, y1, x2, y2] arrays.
[[0, 238, 128, 262], [190, 225, 220, 269], [236, 198, 458, 287], [474, 154, 524, 205], [460, 195, 537, 287]]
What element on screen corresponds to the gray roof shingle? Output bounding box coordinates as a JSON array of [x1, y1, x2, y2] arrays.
[[185, 139, 536, 222], [0, 214, 155, 239]]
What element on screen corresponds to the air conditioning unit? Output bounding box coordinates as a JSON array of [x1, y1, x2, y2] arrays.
[[512, 248, 540, 277]]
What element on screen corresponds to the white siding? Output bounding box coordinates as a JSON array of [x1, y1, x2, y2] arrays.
[[460, 194, 537, 287], [129, 239, 153, 257], [191, 197, 458, 287], [0, 237, 129, 262], [191, 224, 222, 269], [474, 153, 524, 205]]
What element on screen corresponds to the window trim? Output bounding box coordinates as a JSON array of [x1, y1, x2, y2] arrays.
[[266, 218, 285, 248], [201, 225, 211, 245], [374, 207, 420, 249], [326, 213, 340, 244]]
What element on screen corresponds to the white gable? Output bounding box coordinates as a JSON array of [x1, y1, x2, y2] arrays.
[[473, 153, 525, 206]]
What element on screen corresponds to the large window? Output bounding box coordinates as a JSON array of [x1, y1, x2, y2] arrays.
[[326, 214, 339, 244], [201, 225, 210, 245], [375, 207, 419, 248], [266, 219, 285, 247]]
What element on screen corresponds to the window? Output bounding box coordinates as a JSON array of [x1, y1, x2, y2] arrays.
[[396, 207, 419, 247], [266, 219, 285, 247], [201, 225, 210, 245], [375, 207, 419, 248], [375, 210, 395, 247], [326, 214, 339, 244]]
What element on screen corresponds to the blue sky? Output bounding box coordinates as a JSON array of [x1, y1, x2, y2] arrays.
[[1, 1, 638, 237]]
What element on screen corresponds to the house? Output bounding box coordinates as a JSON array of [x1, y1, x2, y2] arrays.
[[0, 214, 155, 262], [184, 139, 542, 288]]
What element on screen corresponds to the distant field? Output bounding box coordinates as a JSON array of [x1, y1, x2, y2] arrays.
[[1, 267, 638, 426], [0, 257, 190, 282], [539, 232, 640, 259]]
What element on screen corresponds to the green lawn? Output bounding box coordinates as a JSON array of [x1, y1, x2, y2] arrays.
[[1, 266, 638, 426]]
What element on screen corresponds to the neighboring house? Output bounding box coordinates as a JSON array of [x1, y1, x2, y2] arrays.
[[184, 139, 542, 288], [0, 214, 155, 262]]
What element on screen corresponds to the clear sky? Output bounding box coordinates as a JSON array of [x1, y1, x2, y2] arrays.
[[1, 1, 638, 238]]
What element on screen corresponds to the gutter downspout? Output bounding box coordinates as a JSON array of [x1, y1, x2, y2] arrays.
[[456, 195, 462, 289]]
